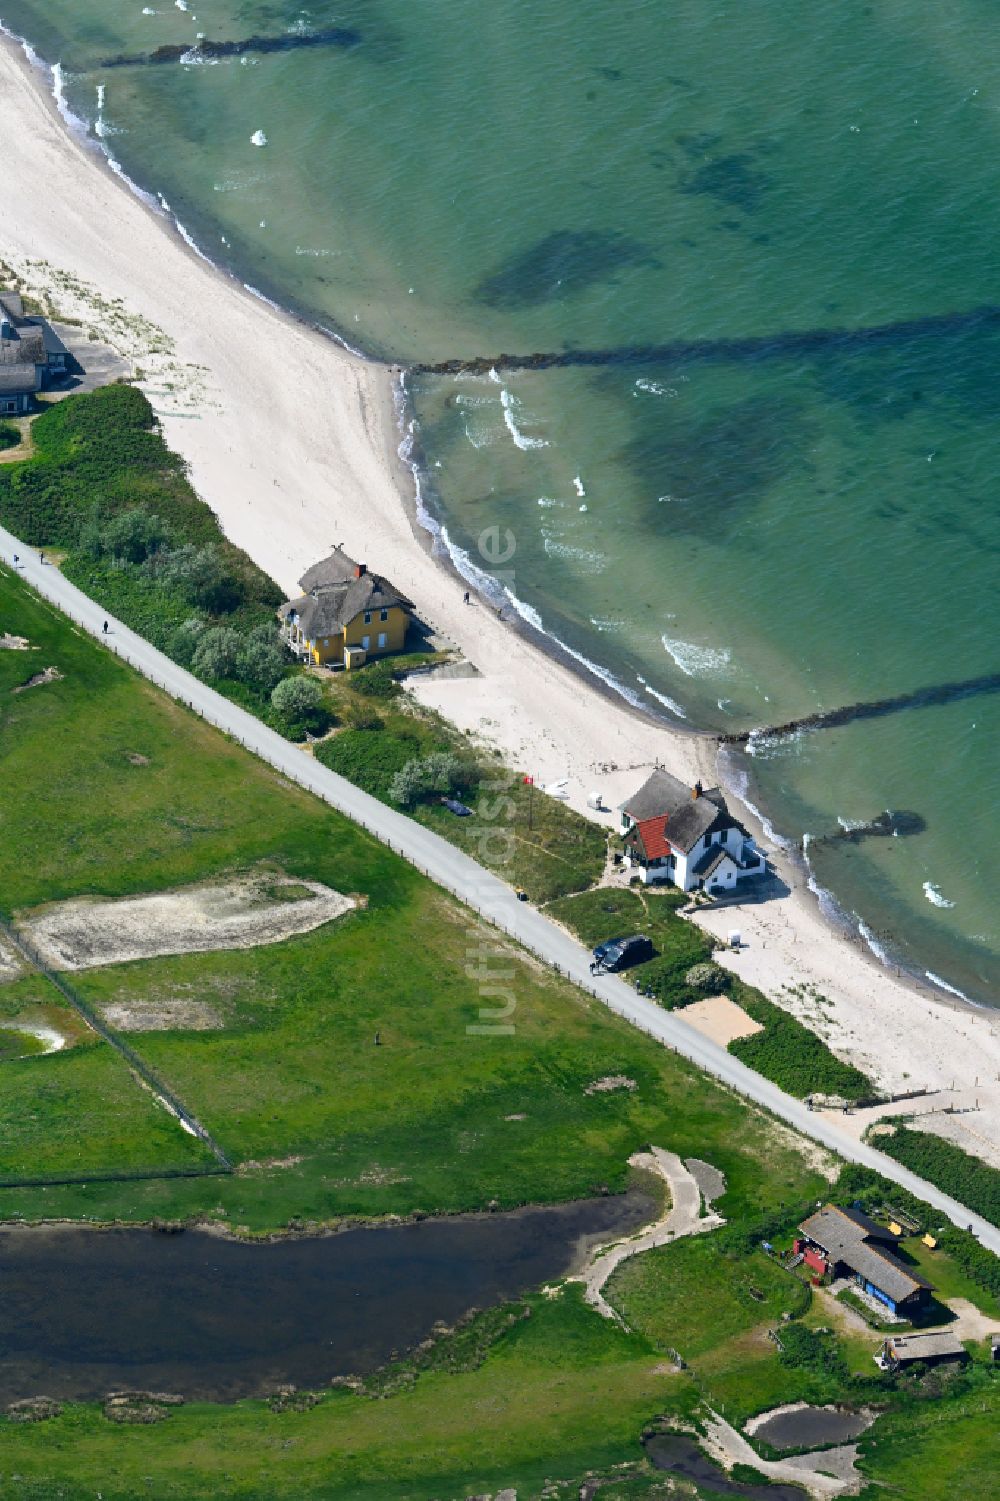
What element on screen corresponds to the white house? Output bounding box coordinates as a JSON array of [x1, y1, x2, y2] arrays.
[[619, 769, 765, 894]]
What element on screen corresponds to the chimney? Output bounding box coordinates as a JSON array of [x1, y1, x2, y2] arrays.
[[691, 780, 702, 800], [354, 562, 366, 578]]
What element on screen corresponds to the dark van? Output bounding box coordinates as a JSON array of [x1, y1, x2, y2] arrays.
[[591, 934, 654, 973]]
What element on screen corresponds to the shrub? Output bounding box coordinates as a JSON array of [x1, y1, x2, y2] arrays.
[[316, 727, 422, 798], [389, 752, 480, 807], [237, 628, 288, 696], [271, 674, 326, 735], [347, 703, 385, 732], [352, 658, 400, 700], [149, 542, 241, 614], [167, 616, 206, 667], [685, 962, 728, 991], [91, 508, 172, 565], [191, 626, 243, 681], [0, 421, 20, 451], [876, 1128, 1000, 1230]]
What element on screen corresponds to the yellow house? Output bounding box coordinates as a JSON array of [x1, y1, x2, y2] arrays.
[[278, 549, 412, 669]]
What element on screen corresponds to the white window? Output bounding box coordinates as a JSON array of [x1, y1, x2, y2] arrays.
[[361, 635, 370, 650], [378, 632, 387, 649]]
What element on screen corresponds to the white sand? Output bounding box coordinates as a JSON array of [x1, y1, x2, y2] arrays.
[[2, 37, 998, 1166]]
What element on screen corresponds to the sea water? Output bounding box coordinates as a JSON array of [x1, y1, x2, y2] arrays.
[[2, 0, 996, 1000]]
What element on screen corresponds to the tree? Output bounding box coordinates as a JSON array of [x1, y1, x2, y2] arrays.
[[99, 508, 172, 565], [151, 543, 241, 613], [271, 674, 325, 735], [237, 629, 287, 695], [167, 616, 206, 667], [191, 626, 242, 680], [389, 752, 479, 807]]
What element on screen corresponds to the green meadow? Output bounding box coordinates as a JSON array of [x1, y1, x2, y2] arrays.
[[2, 549, 999, 1498]]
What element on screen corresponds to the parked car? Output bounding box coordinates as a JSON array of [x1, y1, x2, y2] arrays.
[[441, 798, 473, 817], [591, 934, 654, 973]]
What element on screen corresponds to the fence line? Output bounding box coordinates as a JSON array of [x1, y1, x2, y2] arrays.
[[0, 915, 232, 1170]]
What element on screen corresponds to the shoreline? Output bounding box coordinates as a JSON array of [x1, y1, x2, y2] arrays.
[[1, 27, 999, 1172]]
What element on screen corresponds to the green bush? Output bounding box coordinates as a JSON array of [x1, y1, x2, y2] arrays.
[[192, 626, 243, 681], [236, 628, 288, 696], [0, 421, 21, 451], [777, 1322, 847, 1380], [84, 507, 172, 565], [316, 727, 422, 797], [685, 961, 728, 991], [389, 752, 480, 807], [270, 674, 326, 737], [877, 1128, 1000, 1230], [351, 658, 401, 700]]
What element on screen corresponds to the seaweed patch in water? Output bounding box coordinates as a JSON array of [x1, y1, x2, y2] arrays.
[[101, 27, 361, 69], [679, 152, 771, 214], [473, 230, 659, 310], [624, 395, 808, 537]]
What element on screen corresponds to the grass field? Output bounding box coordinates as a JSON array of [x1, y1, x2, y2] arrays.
[[0, 561, 828, 1232], [2, 485, 999, 1497]]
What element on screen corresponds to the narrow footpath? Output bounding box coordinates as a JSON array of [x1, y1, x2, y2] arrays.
[[3, 525, 998, 1257]]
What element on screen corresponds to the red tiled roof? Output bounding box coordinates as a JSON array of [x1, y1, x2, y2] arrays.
[[634, 816, 673, 861]]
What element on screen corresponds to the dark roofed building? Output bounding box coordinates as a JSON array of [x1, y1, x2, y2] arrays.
[[796, 1204, 934, 1317], [878, 1330, 966, 1370], [619, 770, 764, 894], [0, 288, 71, 413], [279, 548, 412, 670]]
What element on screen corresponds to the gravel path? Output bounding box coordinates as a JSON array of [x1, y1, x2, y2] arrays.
[[582, 1148, 724, 1321], [4, 530, 1000, 1257]]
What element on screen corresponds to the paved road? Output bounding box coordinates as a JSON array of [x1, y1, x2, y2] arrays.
[[4, 524, 999, 1256]]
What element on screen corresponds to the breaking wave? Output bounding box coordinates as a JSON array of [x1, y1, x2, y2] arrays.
[[661, 635, 732, 676], [925, 971, 973, 1002], [499, 386, 548, 450], [922, 881, 956, 909]]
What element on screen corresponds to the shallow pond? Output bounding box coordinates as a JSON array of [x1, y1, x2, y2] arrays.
[[748, 1403, 873, 1451], [645, 1435, 807, 1501], [0, 1189, 652, 1403]]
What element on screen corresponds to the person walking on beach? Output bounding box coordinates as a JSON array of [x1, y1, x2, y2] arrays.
[[463, 590, 470, 605]]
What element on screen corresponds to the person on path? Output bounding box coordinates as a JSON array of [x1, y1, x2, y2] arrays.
[[463, 590, 470, 605], [102, 621, 109, 635], [39, 550, 44, 564]]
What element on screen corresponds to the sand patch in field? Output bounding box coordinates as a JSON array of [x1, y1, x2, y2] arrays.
[[0, 934, 23, 984], [19, 874, 355, 971], [0, 633, 30, 650], [100, 997, 226, 1033], [11, 665, 63, 693], [680, 994, 764, 1047]]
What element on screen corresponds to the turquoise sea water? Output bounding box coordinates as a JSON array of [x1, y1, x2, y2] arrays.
[[2, 0, 997, 1000]]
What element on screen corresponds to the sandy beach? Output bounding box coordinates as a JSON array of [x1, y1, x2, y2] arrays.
[[1, 33, 998, 1170]]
